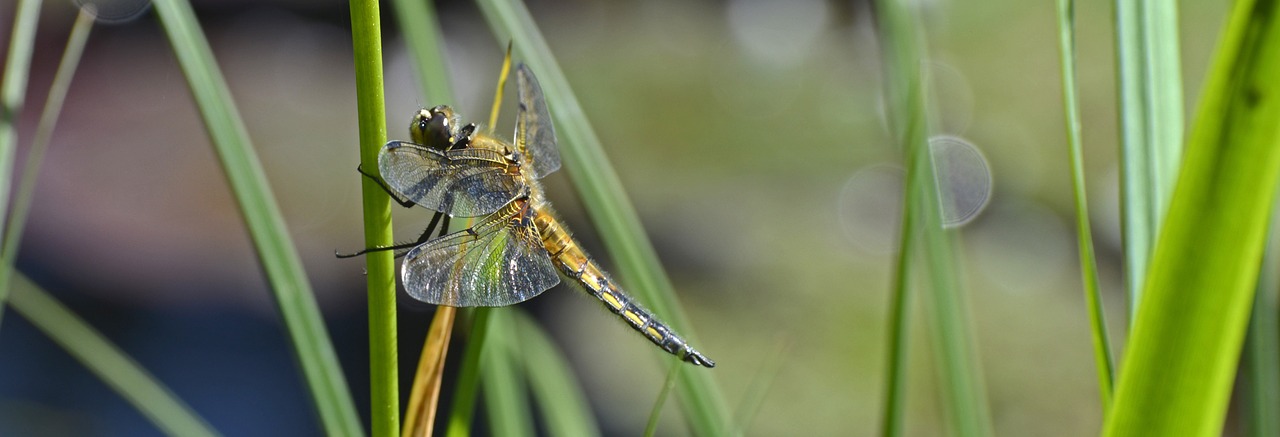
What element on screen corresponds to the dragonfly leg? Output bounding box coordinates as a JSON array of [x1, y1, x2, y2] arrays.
[[356, 163, 417, 209], [335, 210, 448, 258]]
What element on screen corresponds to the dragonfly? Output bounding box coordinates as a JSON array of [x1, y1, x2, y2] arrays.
[[350, 62, 714, 368]]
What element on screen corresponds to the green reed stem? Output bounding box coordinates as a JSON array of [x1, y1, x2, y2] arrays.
[[1104, 0, 1280, 434], [348, 0, 400, 435], [874, 0, 992, 435], [1114, 0, 1184, 320], [153, 0, 362, 434], [1054, 0, 1115, 412], [0, 0, 42, 327]]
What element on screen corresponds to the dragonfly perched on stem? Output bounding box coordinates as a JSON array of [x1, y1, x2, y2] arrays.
[[342, 59, 714, 368]]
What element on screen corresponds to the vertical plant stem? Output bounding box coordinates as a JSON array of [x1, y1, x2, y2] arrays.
[[1114, 0, 1184, 319], [1054, 0, 1115, 412], [0, 0, 42, 326], [879, 115, 918, 437], [917, 168, 990, 437], [1104, 0, 1280, 434], [348, 0, 399, 435], [874, 0, 992, 435], [153, 0, 362, 434]]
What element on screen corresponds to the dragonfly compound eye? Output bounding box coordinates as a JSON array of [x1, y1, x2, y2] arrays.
[[412, 106, 456, 150]]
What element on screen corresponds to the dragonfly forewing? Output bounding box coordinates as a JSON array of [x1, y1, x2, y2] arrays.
[[379, 141, 524, 217], [402, 197, 560, 306]]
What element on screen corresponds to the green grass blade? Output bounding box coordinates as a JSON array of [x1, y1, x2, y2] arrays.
[[1054, 0, 1115, 412], [1103, 0, 1280, 434], [481, 309, 533, 437], [916, 145, 991, 437], [8, 273, 219, 437], [0, 0, 42, 326], [643, 358, 682, 437], [1114, 0, 1185, 319], [446, 308, 493, 437], [472, 1, 730, 434], [874, 1, 992, 435], [731, 339, 787, 436], [347, 0, 400, 435], [0, 5, 92, 323], [511, 311, 599, 437], [1246, 211, 1280, 437], [389, 0, 455, 106], [879, 119, 917, 437], [151, 1, 363, 434], [1, 0, 90, 322]]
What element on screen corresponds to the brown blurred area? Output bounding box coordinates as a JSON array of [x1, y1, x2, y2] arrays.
[[0, 0, 1231, 435]]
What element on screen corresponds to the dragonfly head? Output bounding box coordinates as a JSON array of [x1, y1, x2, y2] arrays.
[[411, 105, 460, 150]]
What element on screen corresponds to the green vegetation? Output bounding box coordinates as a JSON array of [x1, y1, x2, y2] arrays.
[[3, 0, 1278, 435]]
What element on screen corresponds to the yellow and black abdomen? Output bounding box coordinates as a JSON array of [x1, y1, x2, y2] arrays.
[[534, 210, 714, 368]]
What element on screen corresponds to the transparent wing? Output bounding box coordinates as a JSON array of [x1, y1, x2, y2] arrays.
[[378, 141, 524, 217], [515, 64, 562, 179], [401, 199, 560, 307]]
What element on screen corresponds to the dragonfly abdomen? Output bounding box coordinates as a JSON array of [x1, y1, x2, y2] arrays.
[[535, 210, 714, 368]]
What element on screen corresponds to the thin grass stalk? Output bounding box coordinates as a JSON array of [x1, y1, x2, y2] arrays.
[[1114, 0, 1184, 320], [1103, 0, 1280, 434], [512, 311, 599, 437], [9, 273, 218, 436], [873, 0, 992, 435], [730, 338, 788, 436], [389, 0, 455, 106], [445, 307, 493, 437], [348, 0, 400, 435], [0, 0, 42, 326], [472, 1, 730, 434], [1246, 210, 1280, 437], [151, 0, 362, 434], [1054, 0, 1115, 412], [1, 3, 92, 323], [480, 309, 533, 437], [916, 130, 991, 437], [879, 110, 919, 437], [1, 16, 213, 435], [402, 306, 455, 437], [643, 358, 683, 437]]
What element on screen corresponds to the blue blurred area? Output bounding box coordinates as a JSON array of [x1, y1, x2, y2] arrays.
[[0, 273, 326, 435]]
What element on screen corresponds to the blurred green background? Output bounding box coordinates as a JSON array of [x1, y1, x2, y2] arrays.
[[0, 0, 1234, 435]]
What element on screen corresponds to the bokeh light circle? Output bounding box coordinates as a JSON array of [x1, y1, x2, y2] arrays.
[[930, 135, 992, 227], [74, 0, 151, 24]]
